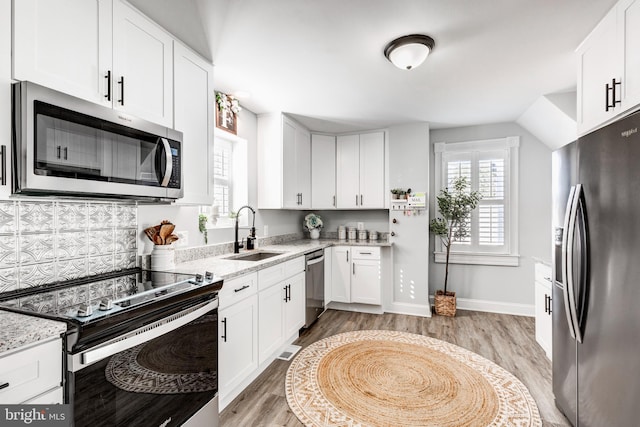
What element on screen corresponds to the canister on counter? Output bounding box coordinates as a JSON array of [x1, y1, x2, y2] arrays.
[[369, 230, 378, 241], [348, 227, 357, 240], [338, 226, 346, 240], [358, 229, 368, 241]]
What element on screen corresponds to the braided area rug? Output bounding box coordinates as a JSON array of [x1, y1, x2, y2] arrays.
[[285, 330, 542, 427]]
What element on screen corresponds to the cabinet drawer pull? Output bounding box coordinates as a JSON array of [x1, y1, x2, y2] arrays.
[[234, 285, 250, 293], [105, 70, 112, 101], [0, 145, 6, 186], [0, 382, 9, 390], [360, 251, 372, 255], [118, 76, 125, 105]]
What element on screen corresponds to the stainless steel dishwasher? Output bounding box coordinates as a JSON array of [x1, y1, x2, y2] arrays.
[[305, 249, 325, 327]]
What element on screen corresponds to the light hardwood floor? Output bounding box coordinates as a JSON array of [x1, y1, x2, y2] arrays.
[[220, 309, 571, 427]]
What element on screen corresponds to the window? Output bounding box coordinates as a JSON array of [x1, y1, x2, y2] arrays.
[[433, 137, 519, 266], [213, 138, 233, 217], [200, 131, 248, 228]]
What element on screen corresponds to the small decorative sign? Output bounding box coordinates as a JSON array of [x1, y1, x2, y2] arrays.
[[408, 192, 427, 207], [215, 92, 242, 135]]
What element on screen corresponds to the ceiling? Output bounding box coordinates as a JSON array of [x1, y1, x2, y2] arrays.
[[131, 0, 617, 133]]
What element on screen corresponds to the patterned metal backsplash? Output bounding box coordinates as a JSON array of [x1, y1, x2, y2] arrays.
[[0, 200, 138, 294]]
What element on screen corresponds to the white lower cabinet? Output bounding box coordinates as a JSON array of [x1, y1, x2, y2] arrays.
[[217, 273, 258, 409], [331, 246, 381, 305], [258, 257, 306, 364], [218, 293, 258, 400], [534, 263, 553, 360], [0, 338, 62, 404], [258, 282, 286, 364]]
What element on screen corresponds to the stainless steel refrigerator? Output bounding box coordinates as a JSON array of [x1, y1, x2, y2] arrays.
[[552, 110, 640, 427]]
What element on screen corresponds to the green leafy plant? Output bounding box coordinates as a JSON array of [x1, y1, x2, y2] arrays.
[[429, 176, 482, 294], [198, 214, 208, 244]]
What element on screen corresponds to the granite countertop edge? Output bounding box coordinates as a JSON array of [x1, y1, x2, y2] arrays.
[[173, 238, 392, 281], [0, 311, 67, 356]]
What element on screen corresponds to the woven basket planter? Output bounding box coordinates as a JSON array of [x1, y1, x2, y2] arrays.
[[434, 290, 457, 316]]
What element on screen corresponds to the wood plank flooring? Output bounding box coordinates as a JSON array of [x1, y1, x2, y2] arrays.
[[220, 309, 571, 427]]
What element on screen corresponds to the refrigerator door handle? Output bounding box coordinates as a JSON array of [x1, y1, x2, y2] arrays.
[[566, 184, 584, 343], [561, 185, 578, 340]]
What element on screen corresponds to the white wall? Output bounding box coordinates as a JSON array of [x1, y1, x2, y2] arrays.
[[429, 123, 552, 310], [138, 107, 304, 253]]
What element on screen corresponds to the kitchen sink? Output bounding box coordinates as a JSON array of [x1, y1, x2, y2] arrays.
[[225, 251, 284, 261]]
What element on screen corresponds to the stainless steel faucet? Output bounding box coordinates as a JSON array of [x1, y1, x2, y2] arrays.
[[234, 205, 256, 253]]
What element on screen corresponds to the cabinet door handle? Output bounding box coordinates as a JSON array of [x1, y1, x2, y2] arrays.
[[333, 195, 336, 207], [221, 317, 227, 342], [56, 146, 61, 159], [346, 250, 349, 263], [300, 193, 303, 205], [353, 263, 355, 275], [288, 284, 291, 302], [234, 285, 250, 293], [392, 218, 397, 224], [360, 194, 363, 205], [284, 285, 288, 302], [63, 147, 68, 160], [0, 382, 9, 390], [118, 76, 125, 105], [105, 70, 111, 101], [605, 78, 622, 112], [0, 145, 6, 186], [544, 294, 548, 313]]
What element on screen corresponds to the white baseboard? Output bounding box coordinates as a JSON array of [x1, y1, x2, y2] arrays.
[[326, 301, 384, 315], [385, 302, 432, 318], [429, 295, 534, 317]]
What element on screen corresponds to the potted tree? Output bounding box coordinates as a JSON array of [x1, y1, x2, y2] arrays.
[[429, 176, 481, 316]]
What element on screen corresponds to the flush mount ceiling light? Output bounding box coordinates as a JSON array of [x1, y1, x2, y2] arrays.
[[384, 34, 435, 70]]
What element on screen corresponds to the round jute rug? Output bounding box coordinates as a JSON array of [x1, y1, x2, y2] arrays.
[[285, 330, 542, 427]]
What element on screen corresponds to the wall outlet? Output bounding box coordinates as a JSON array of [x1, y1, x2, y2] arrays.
[[176, 230, 188, 247], [263, 225, 269, 236]]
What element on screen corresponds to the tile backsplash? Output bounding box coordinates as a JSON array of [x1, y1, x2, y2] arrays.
[[0, 200, 138, 294]]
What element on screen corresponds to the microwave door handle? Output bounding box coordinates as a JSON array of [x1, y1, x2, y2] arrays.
[[561, 185, 577, 340], [159, 138, 173, 187]]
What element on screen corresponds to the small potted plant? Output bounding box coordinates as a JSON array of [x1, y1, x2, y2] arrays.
[[304, 213, 323, 239], [429, 176, 481, 316], [390, 188, 406, 199]]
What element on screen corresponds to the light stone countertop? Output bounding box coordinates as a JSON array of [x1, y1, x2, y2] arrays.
[[173, 238, 392, 281], [0, 310, 67, 355]]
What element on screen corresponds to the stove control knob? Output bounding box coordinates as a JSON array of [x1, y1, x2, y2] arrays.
[[77, 304, 93, 317], [205, 271, 214, 281], [195, 274, 204, 284], [99, 299, 113, 311]]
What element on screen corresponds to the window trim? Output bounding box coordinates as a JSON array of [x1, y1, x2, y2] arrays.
[[433, 137, 520, 267]]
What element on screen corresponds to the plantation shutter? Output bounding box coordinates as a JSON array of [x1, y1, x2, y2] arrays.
[[213, 139, 232, 216], [442, 148, 509, 253]]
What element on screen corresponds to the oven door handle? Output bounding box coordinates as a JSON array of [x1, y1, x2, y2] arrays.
[[71, 299, 217, 370]]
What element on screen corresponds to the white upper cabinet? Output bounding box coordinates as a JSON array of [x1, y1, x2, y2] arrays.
[[13, 0, 174, 127], [112, 0, 173, 127], [336, 132, 385, 209], [257, 114, 311, 209], [173, 41, 214, 205], [13, 0, 113, 107], [577, 0, 640, 135], [311, 134, 337, 209]]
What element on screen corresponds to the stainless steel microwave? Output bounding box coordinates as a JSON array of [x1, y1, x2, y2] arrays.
[[12, 81, 183, 201]]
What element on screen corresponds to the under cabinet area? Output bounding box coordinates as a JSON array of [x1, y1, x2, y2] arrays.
[[0, 338, 63, 404], [13, 0, 174, 127], [577, 0, 640, 135], [330, 246, 381, 306], [534, 262, 553, 359]]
